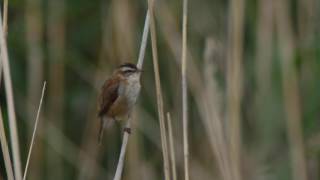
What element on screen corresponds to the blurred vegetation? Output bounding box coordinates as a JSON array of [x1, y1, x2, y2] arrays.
[[0, 0, 320, 180]]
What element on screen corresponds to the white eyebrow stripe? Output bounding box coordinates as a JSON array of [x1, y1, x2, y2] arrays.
[[121, 66, 136, 72]]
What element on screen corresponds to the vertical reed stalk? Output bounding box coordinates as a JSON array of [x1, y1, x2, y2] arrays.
[[114, 121, 131, 180], [0, 0, 8, 81], [167, 112, 177, 180], [22, 97, 113, 178], [226, 0, 245, 179], [0, 7, 11, 180], [147, 0, 170, 179], [0, 0, 8, 86], [3, 0, 8, 36], [0, 8, 22, 180], [137, 11, 150, 70], [181, 0, 189, 179], [23, 82, 46, 180], [157, 6, 232, 178], [127, 116, 142, 180], [0, 107, 14, 180], [113, 10, 150, 180]]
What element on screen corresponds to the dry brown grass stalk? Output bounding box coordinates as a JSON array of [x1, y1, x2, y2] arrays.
[[137, 107, 212, 178], [23, 82, 46, 180], [18, 93, 112, 178], [0, 3, 13, 180], [157, 5, 233, 178], [167, 112, 177, 180], [0, 107, 14, 180], [147, 0, 170, 179], [0, 8, 22, 180], [226, 0, 245, 179], [0, 0, 7, 85]]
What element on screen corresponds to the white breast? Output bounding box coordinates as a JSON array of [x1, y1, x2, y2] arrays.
[[118, 74, 141, 110]]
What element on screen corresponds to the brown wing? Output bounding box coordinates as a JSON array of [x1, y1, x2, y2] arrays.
[[98, 77, 120, 117]]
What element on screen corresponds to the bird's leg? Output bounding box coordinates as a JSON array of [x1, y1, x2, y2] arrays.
[[123, 127, 131, 134], [123, 113, 132, 134]]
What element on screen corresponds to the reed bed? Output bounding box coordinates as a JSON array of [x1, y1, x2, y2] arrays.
[[0, 8, 22, 180], [113, 9, 150, 180], [181, 0, 190, 179], [0, 0, 318, 180], [0, 107, 14, 180], [23, 82, 46, 180], [147, 0, 171, 179]]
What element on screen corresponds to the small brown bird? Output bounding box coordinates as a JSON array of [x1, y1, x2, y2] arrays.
[[98, 63, 142, 143]]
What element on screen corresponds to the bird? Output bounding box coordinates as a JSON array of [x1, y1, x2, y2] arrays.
[[98, 63, 142, 144]]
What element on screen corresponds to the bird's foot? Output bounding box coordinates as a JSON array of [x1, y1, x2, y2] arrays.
[[123, 127, 131, 134]]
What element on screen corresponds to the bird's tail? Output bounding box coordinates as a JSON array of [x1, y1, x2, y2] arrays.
[[98, 118, 105, 145], [98, 117, 114, 145]]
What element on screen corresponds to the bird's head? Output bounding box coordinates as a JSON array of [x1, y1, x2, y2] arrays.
[[116, 63, 142, 78], [115, 63, 142, 79]]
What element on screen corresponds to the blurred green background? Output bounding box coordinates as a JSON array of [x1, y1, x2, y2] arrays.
[[0, 0, 320, 179]]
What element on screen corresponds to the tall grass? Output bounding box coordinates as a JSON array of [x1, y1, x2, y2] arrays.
[[113, 9, 150, 180], [0, 8, 22, 180], [23, 82, 46, 180], [147, 0, 170, 179], [0, 4, 12, 180], [181, 0, 190, 179], [167, 112, 177, 180], [1, 0, 318, 180], [2, 0, 8, 36], [0, 107, 14, 180], [20, 94, 112, 178], [226, 0, 245, 179]]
